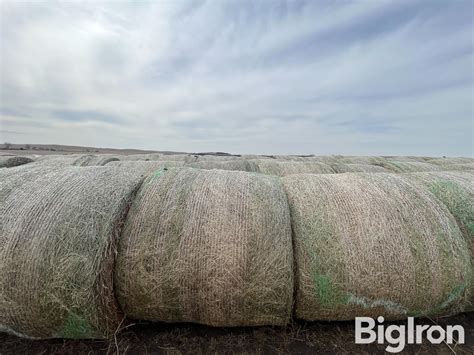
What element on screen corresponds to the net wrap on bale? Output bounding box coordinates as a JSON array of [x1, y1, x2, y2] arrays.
[[405, 171, 474, 312], [115, 168, 293, 327], [283, 173, 471, 321], [0, 166, 146, 339]]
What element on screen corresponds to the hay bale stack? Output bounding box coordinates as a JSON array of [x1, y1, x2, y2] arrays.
[[428, 157, 474, 166], [0, 156, 33, 168], [115, 168, 293, 327], [33, 155, 83, 167], [331, 163, 390, 173], [404, 171, 474, 311], [106, 160, 184, 173], [283, 173, 471, 321], [250, 160, 335, 176], [0, 166, 146, 339], [337, 156, 387, 165], [194, 155, 242, 161], [377, 161, 442, 173], [72, 155, 120, 166], [443, 163, 474, 171], [185, 160, 259, 172], [386, 156, 431, 162]]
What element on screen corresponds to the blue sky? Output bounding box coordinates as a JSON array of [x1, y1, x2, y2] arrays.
[[0, 0, 472, 156]]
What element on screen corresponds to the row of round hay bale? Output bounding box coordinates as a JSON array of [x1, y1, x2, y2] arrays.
[[283, 173, 471, 321], [428, 157, 474, 166], [0, 166, 147, 339], [376, 161, 443, 173], [185, 160, 259, 173], [403, 171, 474, 311], [115, 168, 293, 327], [250, 160, 335, 176], [443, 163, 474, 172], [106, 160, 184, 173], [331, 163, 390, 173], [72, 155, 120, 166], [336, 156, 387, 165], [385, 156, 431, 162], [0, 156, 34, 168], [192, 154, 242, 162]]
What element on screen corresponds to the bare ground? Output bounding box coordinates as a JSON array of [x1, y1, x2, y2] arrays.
[[0, 314, 472, 354]]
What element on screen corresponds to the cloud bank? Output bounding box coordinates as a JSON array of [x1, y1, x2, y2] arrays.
[[1, 0, 472, 155]]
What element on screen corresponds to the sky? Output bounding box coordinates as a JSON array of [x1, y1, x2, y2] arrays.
[[0, 0, 473, 156]]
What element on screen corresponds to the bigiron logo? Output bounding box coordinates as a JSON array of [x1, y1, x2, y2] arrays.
[[355, 316, 465, 353]]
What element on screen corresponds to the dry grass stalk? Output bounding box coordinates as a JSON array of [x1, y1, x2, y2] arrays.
[[115, 168, 293, 327], [283, 173, 471, 321], [377, 161, 443, 173]]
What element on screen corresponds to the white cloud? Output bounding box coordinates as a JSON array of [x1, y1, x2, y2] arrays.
[[0, 0, 472, 155]]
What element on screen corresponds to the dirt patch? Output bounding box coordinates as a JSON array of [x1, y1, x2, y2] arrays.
[[0, 314, 472, 354]]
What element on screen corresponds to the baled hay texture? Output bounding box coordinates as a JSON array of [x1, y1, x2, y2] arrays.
[[386, 156, 431, 162], [72, 155, 120, 166], [331, 163, 390, 173], [428, 157, 474, 166], [251, 160, 335, 176], [283, 173, 471, 321], [194, 155, 242, 161], [107, 160, 184, 173], [120, 154, 163, 161], [115, 168, 293, 327], [404, 171, 474, 311], [337, 156, 387, 165], [443, 163, 474, 171], [377, 161, 443, 173], [33, 155, 84, 168], [0, 156, 33, 168], [186, 160, 259, 172], [0, 166, 146, 339]]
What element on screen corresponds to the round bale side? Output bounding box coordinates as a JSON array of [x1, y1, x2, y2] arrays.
[[0, 166, 146, 339], [283, 173, 471, 321], [115, 168, 293, 327], [404, 171, 474, 311]]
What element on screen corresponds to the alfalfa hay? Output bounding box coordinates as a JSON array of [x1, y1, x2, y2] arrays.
[[283, 173, 471, 321], [115, 168, 293, 327], [0, 166, 145, 339]]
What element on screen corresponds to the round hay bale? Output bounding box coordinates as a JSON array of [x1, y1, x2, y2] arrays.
[[283, 173, 471, 321], [251, 160, 335, 176], [404, 171, 474, 311], [0, 156, 34, 168], [428, 157, 474, 166], [185, 160, 259, 172], [106, 160, 184, 173], [73, 155, 120, 166], [194, 155, 242, 162], [443, 163, 474, 171], [377, 161, 442, 173], [115, 168, 293, 327], [385, 156, 431, 162], [331, 163, 390, 173], [0, 166, 146, 339], [337, 156, 387, 165]]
